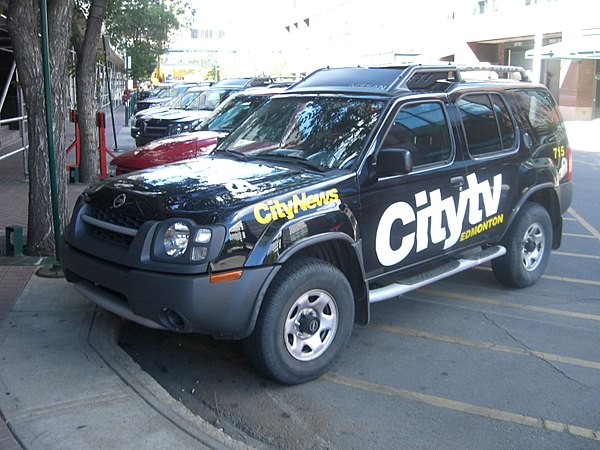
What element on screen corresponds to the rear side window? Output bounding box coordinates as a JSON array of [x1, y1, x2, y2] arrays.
[[381, 102, 452, 167], [457, 93, 517, 156], [509, 89, 566, 144]]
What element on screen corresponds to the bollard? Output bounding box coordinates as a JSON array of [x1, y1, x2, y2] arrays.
[[5, 225, 24, 256], [68, 165, 80, 183]]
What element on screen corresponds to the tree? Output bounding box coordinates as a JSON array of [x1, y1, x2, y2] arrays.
[[105, 0, 186, 85], [71, 0, 185, 182], [72, 0, 109, 183], [7, 0, 72, 256]]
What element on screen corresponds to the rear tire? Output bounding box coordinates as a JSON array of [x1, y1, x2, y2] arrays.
[[243, 257, 354, 384], [492, 203, 552, 288]]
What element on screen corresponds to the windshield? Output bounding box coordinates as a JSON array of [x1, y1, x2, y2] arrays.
[[217, 96, 386, 170], [196, 94, 271, 132], [170, 90, 203, 109], [156, 86, 180, 99], [192, 88, 237, 112]]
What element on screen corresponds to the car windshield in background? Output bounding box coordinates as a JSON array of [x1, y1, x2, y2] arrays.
[[156, 86, 182, 98], [198, 94, 271, 132], [217, 96, 386, 170], [170, 90, 203, 109], [193, 88, 238, 112]]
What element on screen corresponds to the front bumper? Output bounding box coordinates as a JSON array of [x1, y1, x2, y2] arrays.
[[62, 241, 277, 339]]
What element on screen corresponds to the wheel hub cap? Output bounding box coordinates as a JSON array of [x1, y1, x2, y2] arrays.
[[521, 222, 545, 271], [297, 312, 321, 335], [284, 289, 338, 362]]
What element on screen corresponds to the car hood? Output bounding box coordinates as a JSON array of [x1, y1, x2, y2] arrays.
[[146, 109, 210, 122], [110, 131, 225, 171], [134, 105, 170, 120], [87, 154, 347, 224], [139, 97, 171, 106]]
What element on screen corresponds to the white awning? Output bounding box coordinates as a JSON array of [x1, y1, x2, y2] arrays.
[[525, 35, 600, 60]]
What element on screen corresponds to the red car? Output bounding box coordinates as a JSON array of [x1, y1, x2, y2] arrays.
[[109, 87, 286, 176]]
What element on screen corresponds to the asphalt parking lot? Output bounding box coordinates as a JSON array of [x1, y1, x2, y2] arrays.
[[120, 146, 600, 449]]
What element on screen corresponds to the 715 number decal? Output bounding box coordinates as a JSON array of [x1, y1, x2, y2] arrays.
[[553, 145, 565, 159]]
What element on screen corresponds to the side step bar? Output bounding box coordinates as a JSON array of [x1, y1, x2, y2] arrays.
[[369, 245, 506, 303]]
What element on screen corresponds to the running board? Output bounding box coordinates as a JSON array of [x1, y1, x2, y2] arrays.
[[369, 245, 506, 303]]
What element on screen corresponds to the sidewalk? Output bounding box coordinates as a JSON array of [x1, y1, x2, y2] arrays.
[[0, 274, 248, 449], [0, 106, 250, 449]]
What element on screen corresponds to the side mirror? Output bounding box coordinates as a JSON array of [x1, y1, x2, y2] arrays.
[[376, 147, 414, 177]]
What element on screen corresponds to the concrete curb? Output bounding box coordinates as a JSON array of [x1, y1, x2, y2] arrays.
[[87, 309, 251, 450], [0, 275, 252, 449]]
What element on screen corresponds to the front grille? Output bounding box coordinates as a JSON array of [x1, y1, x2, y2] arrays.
[[87, 205, 145, 247], [91, 205, 144, 229], [92, 227, 135, 246], [143, 119, 170, 138]]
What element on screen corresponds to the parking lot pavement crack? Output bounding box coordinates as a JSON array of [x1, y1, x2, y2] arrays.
[[481, 313, 589, 388]]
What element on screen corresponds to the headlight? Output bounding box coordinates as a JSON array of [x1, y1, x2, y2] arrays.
[[152, 220, 222, 264], [181, 120, 200, 133], [164, 222, 190, 257], [172, 124, 183, 134]]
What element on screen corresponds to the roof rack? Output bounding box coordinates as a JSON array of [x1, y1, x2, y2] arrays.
[[388, 64, 460, 92], [286, 64, 530, 95], [455, 64, 530, 82], [389, 64, 530, 92]]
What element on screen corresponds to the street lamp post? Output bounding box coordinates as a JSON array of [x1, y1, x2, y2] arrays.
[[38, 0, 62, 274]]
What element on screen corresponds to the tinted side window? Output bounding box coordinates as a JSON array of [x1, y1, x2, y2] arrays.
[[490, 95, 517, 150], [381, 102, 451, 167], [509, 89, 565, 144], [457, 93, 516, 156]]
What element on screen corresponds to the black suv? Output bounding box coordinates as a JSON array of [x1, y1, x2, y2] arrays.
[[62, 65, 573, 385]]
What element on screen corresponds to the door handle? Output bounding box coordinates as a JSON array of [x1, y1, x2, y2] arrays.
[[450, 176, 464, 188]]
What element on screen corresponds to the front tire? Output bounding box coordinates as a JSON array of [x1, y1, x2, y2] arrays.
[[492, 202, 553, 288], [243, 257, 354, 385]]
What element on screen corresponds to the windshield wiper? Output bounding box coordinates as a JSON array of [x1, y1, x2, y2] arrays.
[[250, 154, 327, 172], [215, 148, 247, 161]]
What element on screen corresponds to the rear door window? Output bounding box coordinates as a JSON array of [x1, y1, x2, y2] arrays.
[[457, 93, 517, 156]]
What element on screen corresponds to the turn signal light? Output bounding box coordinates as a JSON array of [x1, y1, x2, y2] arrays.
[[209, 270, 243, 284]]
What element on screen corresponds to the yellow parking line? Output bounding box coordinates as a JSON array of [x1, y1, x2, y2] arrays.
[[372, 324, 600, 370], [325, 374, 600, 441], [418, 288, 600, 322], [563, 232, 596, 239], [474, 266, 600, 287], [563, 217, 577, 221], [568, 208, 600, 241], [553, 251, 600, 260], [541, 274, 600, 286]]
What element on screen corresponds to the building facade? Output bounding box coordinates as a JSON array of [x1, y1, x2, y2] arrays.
[[280, 0, 600, 119]]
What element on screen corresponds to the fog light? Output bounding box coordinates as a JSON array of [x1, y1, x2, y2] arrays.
[[191, 246, 208, 261]]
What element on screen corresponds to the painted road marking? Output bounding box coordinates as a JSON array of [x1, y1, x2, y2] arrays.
[[372, 324, 600, 370], [325, 374, 600, 441], [553, 251, 600, 260], [474, 265, 600, 287], [563, 232, 596, 239], [541, 274, 600, 286], [568, 208, 600, 241], [419, 288, 600, 322]]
